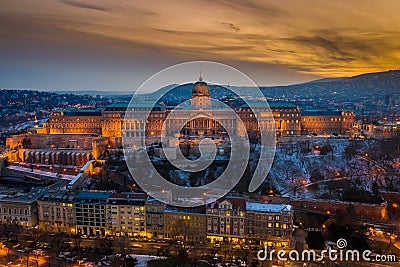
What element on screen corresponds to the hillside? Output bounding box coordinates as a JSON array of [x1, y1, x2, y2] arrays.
[[142, 70, 400, 105], [261, 70, 400, 100]]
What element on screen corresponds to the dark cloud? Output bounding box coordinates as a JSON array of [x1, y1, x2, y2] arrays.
[[280, 30, 388, 67], [60, 0, 109, 12], [212, 0, 289, 17], [286, 35, 355, 61], [222, 22, 240, 32]]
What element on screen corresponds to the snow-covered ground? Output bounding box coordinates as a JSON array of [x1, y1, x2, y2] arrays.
[[150, 138, 398, 200], [128, 254, 166, 267], [7, 165, 76, 180], [268, 138, 395, 198]]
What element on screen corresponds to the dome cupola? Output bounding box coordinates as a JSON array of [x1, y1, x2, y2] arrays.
[[192, 74, 210, 97]]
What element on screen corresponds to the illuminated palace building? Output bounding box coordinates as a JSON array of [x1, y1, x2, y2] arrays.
[[38, 78, 355, 143], [48, 109, 103, 135], [123, 77, 252, 147]]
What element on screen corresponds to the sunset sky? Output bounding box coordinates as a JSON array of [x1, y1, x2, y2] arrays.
[[1, 0, 400, 91]]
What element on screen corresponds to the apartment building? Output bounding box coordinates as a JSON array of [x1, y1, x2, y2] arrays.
[[164, 207, 206, 244], [246, 202, 293, 247], [106, 192, 147, 237], [0, 187, 46, 227], [145, 198, 165, 240], [75, 191, 111, 236], [37, 189, 76, 233], [206, 196, 247, 244]]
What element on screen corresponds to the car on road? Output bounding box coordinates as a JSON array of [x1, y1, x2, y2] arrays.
[[213, 255, 223, 262], [213, 243, 221, 248], [32, 249, 45, 255], [250, 244, 263, 250]]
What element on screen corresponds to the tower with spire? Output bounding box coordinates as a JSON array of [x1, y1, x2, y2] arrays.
[[34, 112, 39, 125], [191, 74, 211, 109]]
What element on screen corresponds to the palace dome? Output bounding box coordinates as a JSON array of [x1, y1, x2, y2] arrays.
[[192, 76, 210, 97]]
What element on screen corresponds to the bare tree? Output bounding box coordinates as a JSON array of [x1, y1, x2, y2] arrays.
[[117, 235, 130, 255], [72, 234, 82, 259], [94, 236, 113, 254], [10, 223, 22, 243], [170, 218, 205, 263]]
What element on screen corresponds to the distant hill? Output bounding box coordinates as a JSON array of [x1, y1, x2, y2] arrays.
[[57, 90, 133, 96], [305, 77, 346, 84], [142, 83, 247, 106], [45, 70, 400, 104], [303, 69, 400, 89], [259, 70, 400, 100], [143, 70, 400, 104]]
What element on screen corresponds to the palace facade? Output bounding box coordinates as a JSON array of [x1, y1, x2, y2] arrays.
[[301, 110, 355, 135], [36, 78, 355, 143], [238, 101, 302, 137], [48, 109, 103, 135]]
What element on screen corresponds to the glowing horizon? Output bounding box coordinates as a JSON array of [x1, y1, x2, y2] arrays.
[[1, 0, 399, 90]]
